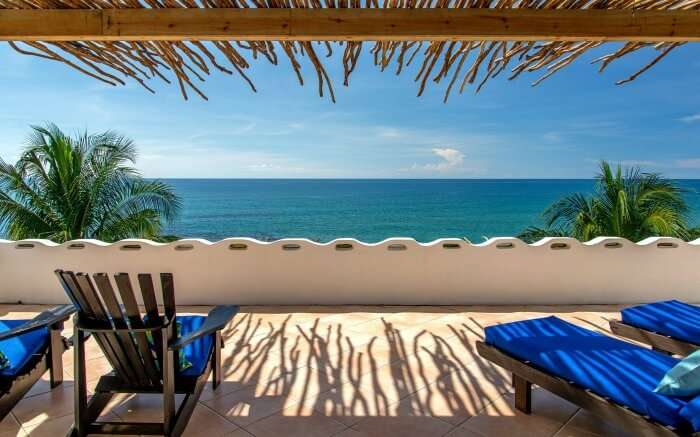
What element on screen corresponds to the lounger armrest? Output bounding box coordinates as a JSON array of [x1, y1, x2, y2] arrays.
[[169, 305, 239, 351], [0, 304, 75, 341]]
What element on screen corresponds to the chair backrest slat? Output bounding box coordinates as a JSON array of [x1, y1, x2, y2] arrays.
[[57, 271, 135, 383], [137, 274, 160, 322], [57, 271, 90, 312], [161, 273, 176, 321], [92, 274, 155, 387]]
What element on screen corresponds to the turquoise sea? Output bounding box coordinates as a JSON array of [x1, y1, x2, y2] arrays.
[[161, 179, 700, 243]]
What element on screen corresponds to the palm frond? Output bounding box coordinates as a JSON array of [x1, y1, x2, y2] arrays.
[[520, 159, 693, 242], [0, 123, 180, 242]]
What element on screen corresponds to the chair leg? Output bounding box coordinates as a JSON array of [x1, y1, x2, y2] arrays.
[[162, 338, 177, 436], [84, 392, 114, 424], [213, 331, 222, 389], [71, 329, 89, 437], [513, 373, 532, 414], [171, 367, 211, 437], [170, 394, 199, 437], [48, 323, 64, 388]]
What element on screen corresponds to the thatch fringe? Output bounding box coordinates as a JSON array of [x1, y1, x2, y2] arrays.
[[1, 1, 693, 101]]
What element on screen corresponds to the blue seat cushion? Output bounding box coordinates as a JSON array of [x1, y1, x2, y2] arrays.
[[485, 316, 695, 431], [0, 320, 49, 377], [621, 300, 700, 345], [175, 315, 213, 377]]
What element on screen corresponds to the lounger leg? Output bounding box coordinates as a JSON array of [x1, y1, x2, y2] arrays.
[[48, 322, 64, 388], [513, 374, 532, 414], [213, 331, 222, 389]]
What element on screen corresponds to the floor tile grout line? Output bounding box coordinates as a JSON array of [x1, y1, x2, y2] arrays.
[[329, 420, 354, 437], [551, 407, 581, 437], [196, 398, 249, 433]]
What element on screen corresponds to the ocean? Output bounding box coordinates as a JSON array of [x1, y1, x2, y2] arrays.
[[162, 179, 700, 243]]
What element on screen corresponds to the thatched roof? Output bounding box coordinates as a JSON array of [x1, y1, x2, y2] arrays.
[[1, 2, 696, 101]]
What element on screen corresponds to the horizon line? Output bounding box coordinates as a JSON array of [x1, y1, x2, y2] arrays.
[[144, 177, 700, 180]]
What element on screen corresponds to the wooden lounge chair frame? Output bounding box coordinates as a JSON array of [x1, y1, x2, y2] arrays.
[[0, 304, 74, 420], [476, 341, 700, 437], [56, 270, 239, 437], [609, 319, 700, 357]]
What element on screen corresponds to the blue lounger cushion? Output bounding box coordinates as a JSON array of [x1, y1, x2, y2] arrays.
[[175, 315, 214, 378], [680, 395, 700, 432], [485, 316, 696, 431], [0, 320, 49, 377], [621, 300, 700, 345]]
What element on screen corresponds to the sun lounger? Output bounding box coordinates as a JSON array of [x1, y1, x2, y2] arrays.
[[477, 316, 700, 436], [610, 300, 700, 356]]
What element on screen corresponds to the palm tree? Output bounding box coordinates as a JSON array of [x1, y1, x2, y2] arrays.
[[0, 123, 181, 242], [518, 161, 690, 243]]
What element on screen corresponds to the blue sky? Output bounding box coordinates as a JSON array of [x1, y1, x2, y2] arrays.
[[0, 42, 699, 178]]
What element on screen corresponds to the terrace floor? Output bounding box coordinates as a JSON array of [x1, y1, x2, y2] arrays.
[[0, 304, 636, 437]]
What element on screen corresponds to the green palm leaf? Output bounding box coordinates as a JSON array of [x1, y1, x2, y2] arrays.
[[518, 160, 692, 243], [0, 123, 180, 243]]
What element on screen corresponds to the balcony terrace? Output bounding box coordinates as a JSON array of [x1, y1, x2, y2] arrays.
[[0, 303, 635, 437]]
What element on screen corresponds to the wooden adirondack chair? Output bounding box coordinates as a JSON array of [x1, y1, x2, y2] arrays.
[[55, 270, 239, 437], [0, 304, 74, 420]]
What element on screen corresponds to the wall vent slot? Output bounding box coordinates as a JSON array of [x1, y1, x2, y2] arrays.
[[496, 242, 515, 249], [442, 243, 461, 249], [604, 242, 623, 249], [550, 243, 570, 250], [657, 242, 678, 249]]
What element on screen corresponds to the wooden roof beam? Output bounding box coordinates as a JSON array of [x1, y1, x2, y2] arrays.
[[1, 8, 700, 42]]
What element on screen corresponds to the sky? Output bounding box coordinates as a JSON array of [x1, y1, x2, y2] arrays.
[[0, 42, 699, 178]]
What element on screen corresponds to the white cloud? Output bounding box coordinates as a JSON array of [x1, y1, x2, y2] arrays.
[[620, 160, 660, 168], [589, 158, 700, 172], [377, 127, 403, 138], [247, 163, 307, 174], [542, 131, 562, 142], [411, 148, 466, 173], [680, 113, 700, 123], [675, 158, 700, 169], [136, 146, 331, 178]]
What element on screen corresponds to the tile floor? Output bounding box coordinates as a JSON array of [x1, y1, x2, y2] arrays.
[[0, 304, 637, 437]]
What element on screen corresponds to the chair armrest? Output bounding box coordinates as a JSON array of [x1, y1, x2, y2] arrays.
[[0, 304, 75, 341], [169, 305, 239, 351]]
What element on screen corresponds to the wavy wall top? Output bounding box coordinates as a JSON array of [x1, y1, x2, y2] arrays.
[[1, 235, 700, 249]]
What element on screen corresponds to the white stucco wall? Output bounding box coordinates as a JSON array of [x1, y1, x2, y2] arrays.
[[0, 236, 698, 305]]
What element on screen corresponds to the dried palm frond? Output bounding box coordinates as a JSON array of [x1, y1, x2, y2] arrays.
[[1, 0, 694, 101]]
